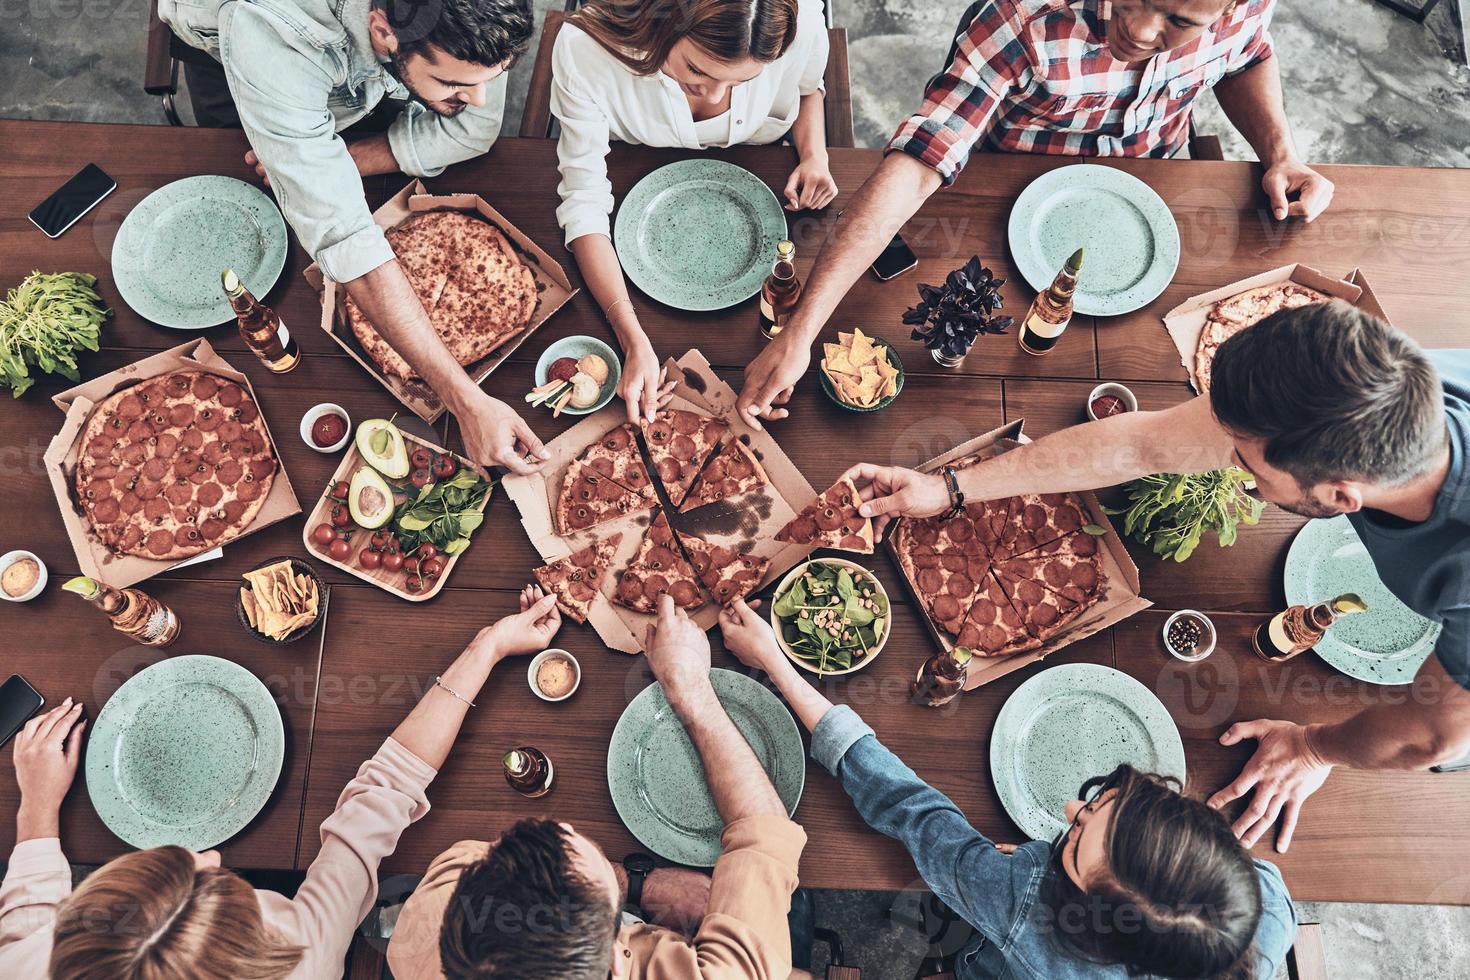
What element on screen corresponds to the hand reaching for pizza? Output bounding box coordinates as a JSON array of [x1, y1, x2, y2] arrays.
[[644, 594, 714, 713], [718, 598, 787, 677], [1206, 719, 1333, 853], [466, 586, 562, 665], [461, 392, 550, 475], [620, 340, 677, 426], [840, 463, 951, 541], [737, 331, 808, 430]]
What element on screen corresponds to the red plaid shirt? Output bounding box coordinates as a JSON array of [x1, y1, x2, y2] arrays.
[[889, 0, 1275, 182]]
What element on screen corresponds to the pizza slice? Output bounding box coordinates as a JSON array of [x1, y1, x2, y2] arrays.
[[953, 574, 1041, 658], [678, 532, 772, 605], [894, 525, 987, 637], [533, 533, 622, 624], [1194, 283, 1329, 391], [678, 439, 769, 512], [641, 409, 728, 507], [992, 564, 1088, 641], [580, 423, 657, 501], [774, 478, 875, 554], [999, 493, 1088, 557], [613, 512, 707, 614], [993, 535, 1105, 638], [556, 460, 655, 534]]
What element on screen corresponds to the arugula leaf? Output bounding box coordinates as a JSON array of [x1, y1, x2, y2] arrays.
[[1109, 468, 1259, 562]]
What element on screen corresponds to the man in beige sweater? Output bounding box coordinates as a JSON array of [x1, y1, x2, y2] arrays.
[[387, 593, 807, 978]]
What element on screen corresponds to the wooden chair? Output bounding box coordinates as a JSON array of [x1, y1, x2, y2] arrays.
[[518, 8, 856, 146], [143, 0, 193, 126], [1287, 922, 1329, 980]]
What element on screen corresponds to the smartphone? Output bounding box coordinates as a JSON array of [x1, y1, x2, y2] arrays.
[[0, 674, 44, 748], [871, 231, 919, 281], [28, 164, 117, 239], [1432, 750, 1470, 773]]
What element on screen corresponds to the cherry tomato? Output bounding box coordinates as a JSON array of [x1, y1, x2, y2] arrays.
[[358, 549, 382, 571], [413, 542, 438, 560], [326, 480, 349, 502], [432, 454, 458, 479], [382, 552, 404, 572], [370, 529, 394, 551], [330, 503, 354, 529], [410, 468, 433, 490], [328, 538, 352, 562], [404, 575, 427, 595], [310, 523, 336, 546], [410, 447, 433, 470], [403, 555, 422, 576], [420, 556, 445, 578]]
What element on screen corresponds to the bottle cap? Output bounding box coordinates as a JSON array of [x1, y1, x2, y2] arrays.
[[503, 749, 527, 773], [221, 269, 240, 293], [776, 240, 794, 258]]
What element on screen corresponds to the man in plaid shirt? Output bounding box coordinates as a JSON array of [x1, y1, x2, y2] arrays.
[[738, 0, 1334, 428]]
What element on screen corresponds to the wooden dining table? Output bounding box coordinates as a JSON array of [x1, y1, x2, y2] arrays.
[[3, 119, 1470, 906]]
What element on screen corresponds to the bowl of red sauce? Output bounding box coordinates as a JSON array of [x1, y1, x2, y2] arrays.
[[1086, 383, 1138, 422], [300, 403, 351, 453]]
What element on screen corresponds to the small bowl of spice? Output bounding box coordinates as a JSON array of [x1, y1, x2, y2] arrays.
[[1163, 609, 1216, 662], [528, 649, 581, 702], [300, 403, 351, 453], [0, 551, 47, 603], [1087, 382, 1138, 422]]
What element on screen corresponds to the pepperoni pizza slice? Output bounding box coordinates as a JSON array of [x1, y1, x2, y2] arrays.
[[677, 532, 771, 606], [533, 533, 622, 624], [641, 409, 729, 507], [555, 460, 653, 534], [999, 530, 1105, 608], [991, 565, 1087, 641], [774, 478, 875, 554], [580, 423, 657, 501], [953, 574, 1041, 658], [677, 439, 769, 512], [998, 493, 1088, 557], [613, 512, 707, 614]]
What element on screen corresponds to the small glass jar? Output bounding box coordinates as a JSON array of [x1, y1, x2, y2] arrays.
[[931, 348, 967, 369], [1163, 609, 1216, 662]]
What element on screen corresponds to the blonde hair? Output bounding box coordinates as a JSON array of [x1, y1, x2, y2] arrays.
[[49, 846, 303, 980]]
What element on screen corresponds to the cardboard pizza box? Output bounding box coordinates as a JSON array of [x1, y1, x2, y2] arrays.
[[43, 338, 302, 589], [1162, 263, 1364, 393], [302, 179, 578, 423], [884, 422, 1150, 690], [503, 349, 819, 654]]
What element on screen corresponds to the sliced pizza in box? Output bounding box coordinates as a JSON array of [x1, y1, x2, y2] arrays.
[[613, 512, 706, 613], [678, 439, 769, 512], [641, 409, 728, 507], [678, 532, 771, 605], [533, 533, 622, 623], [556, 459, 654, 534], [775, 477, 874, 554]]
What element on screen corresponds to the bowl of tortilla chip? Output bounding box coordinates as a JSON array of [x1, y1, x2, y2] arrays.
[[235, 556, 327, 645], [818, 327, 904, 412]]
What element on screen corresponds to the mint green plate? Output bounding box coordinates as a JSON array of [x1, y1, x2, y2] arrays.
[[111, 176, 288, 329], [1007, 164, 1179, 317], [608, 669, 804, 866], [614, 159, 787, 311], [85, 655, 284, 850], [1284, 516, 1438, 685], [991, 663, 1184, 842]]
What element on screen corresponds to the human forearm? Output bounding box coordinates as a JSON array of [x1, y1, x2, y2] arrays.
[[1309, 692, 1470, 772], [762, 655, 837, 734], [569, 234, 645, 349], [347, 134, 404, 177], [15, 804, 58, 844], [790, 90, 828, 163], [668, 683, 785, 823], [1213, 58, 1295, 166], [390, 643, 498, 770]]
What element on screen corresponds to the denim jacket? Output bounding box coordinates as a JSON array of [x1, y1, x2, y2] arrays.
[[157, 0, 507, 283], [810, 706, 1297, 980]]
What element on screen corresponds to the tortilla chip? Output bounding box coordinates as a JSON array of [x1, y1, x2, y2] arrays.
[[849, 327, 878, 365], [240, 587, 259, 629]]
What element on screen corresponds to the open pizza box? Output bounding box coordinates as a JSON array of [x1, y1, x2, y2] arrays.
[[886, 422, 1150, 690], [42, 338, 302, 589], [503, 349, 820, 653], [1162, 263, 1382, 393], [302, 179, 578, 423]]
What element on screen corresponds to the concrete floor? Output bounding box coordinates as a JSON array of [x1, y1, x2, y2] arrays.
[[5, 0, 1470, 977]]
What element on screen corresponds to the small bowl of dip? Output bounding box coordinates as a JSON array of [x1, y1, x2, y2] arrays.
[[0, 551, 47, 602], [1087, 383, 1138, 421], [528, 649, 581, 702], [301, 403, 351, 453]]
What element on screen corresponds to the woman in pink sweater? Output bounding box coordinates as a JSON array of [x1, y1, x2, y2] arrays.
[[0, 585, 561, 980]]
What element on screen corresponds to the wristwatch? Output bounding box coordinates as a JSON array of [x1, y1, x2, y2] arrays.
[[941, 465, 965, 519], [622, 852, 656, 914]]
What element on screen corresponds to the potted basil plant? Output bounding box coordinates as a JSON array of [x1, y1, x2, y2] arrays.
[[904, 256, 1014, 368]]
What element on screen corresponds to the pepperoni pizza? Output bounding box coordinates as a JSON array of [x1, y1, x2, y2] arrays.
[[678, 532, 771, 605], [775, 478, 874, 554], [534, 533, 622, 623], [642, 410, 728, 507], [613, 512, 707, 613], [678, 439, 769, 512]]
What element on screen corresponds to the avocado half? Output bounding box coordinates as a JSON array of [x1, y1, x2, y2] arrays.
[[355, 419, 410, 478], [348, 466, 395, 529]]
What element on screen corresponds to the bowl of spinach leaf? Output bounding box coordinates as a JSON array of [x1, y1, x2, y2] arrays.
[[770, 559, 891, 676]]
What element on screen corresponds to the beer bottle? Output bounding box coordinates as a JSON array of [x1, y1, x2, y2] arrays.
[[1018, 248, 1083, 356], [222, 269, 300, 373], [758, 240, 801, 339], [503, 746, 554, 797], [62, 576, 180, 647], [912, 646, 972, 707], [1252, 593, 1368, 663]]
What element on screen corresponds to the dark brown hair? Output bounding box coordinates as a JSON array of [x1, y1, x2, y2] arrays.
[[438, 819, 618, 979], [49, 846, 303, 980], [1039, 766, 1263, 980], [569, 0, 799, 76], [1209, 300, 1444, 488]]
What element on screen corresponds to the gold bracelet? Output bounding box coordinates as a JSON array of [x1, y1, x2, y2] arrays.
[[604, 298, 634, 320], [433, 675, 476, 708]]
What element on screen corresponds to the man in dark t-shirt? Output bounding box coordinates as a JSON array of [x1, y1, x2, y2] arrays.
[[838, 301, 1470, 853]]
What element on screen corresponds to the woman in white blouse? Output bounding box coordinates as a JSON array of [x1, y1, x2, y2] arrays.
[[553, 0, 837, 424]]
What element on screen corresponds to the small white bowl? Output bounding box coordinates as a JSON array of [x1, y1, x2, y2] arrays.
[[300, 403, 351, 453], [1086, 382, 1139, 421], [1163, 609, 1216, 662], [770, 558, 891, 676], [0, 551, 48, 603], [528, 649, 581, 702]]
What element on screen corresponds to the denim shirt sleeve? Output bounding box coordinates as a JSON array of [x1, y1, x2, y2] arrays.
[[1249, 859, 1297, 980], [217, 3, 394, 284], [386, 71, 507, 179], [811, 705, 1032, 944]]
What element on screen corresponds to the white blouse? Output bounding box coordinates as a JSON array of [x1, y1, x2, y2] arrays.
[[550, 0, 829, 245]]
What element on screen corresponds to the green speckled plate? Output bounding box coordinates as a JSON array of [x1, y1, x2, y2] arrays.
[[85, 655, 284, 850], [991, 663, 1184, 842], [1007, 164, 1179, 317], [1285, 516, 1438, 685], [111, 176, 288, 329], [608, 669, 804, 866], [614, 159, 787, 311]]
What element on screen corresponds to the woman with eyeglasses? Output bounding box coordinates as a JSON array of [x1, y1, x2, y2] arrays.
[[550, 0, 836, 426], [717, 598, 1297, 979]]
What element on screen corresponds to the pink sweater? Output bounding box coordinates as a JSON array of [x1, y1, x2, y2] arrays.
[[0, 737, 435, 979]]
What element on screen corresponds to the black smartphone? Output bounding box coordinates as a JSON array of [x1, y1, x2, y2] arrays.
[[29, 164, 117, 239], [0, 674, 44, 748], [1431, 750, 1470, 773], [871, 231, 919, 281]]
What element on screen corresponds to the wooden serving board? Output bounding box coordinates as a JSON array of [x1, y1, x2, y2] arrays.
[[298, 431, 492, 601]]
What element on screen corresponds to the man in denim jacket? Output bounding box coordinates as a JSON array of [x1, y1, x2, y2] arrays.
[[157, 0, 550, 474]]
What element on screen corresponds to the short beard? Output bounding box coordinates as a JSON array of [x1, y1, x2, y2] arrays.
[[388, 50, 466, 118], [1272, 493, 1343, 520]]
